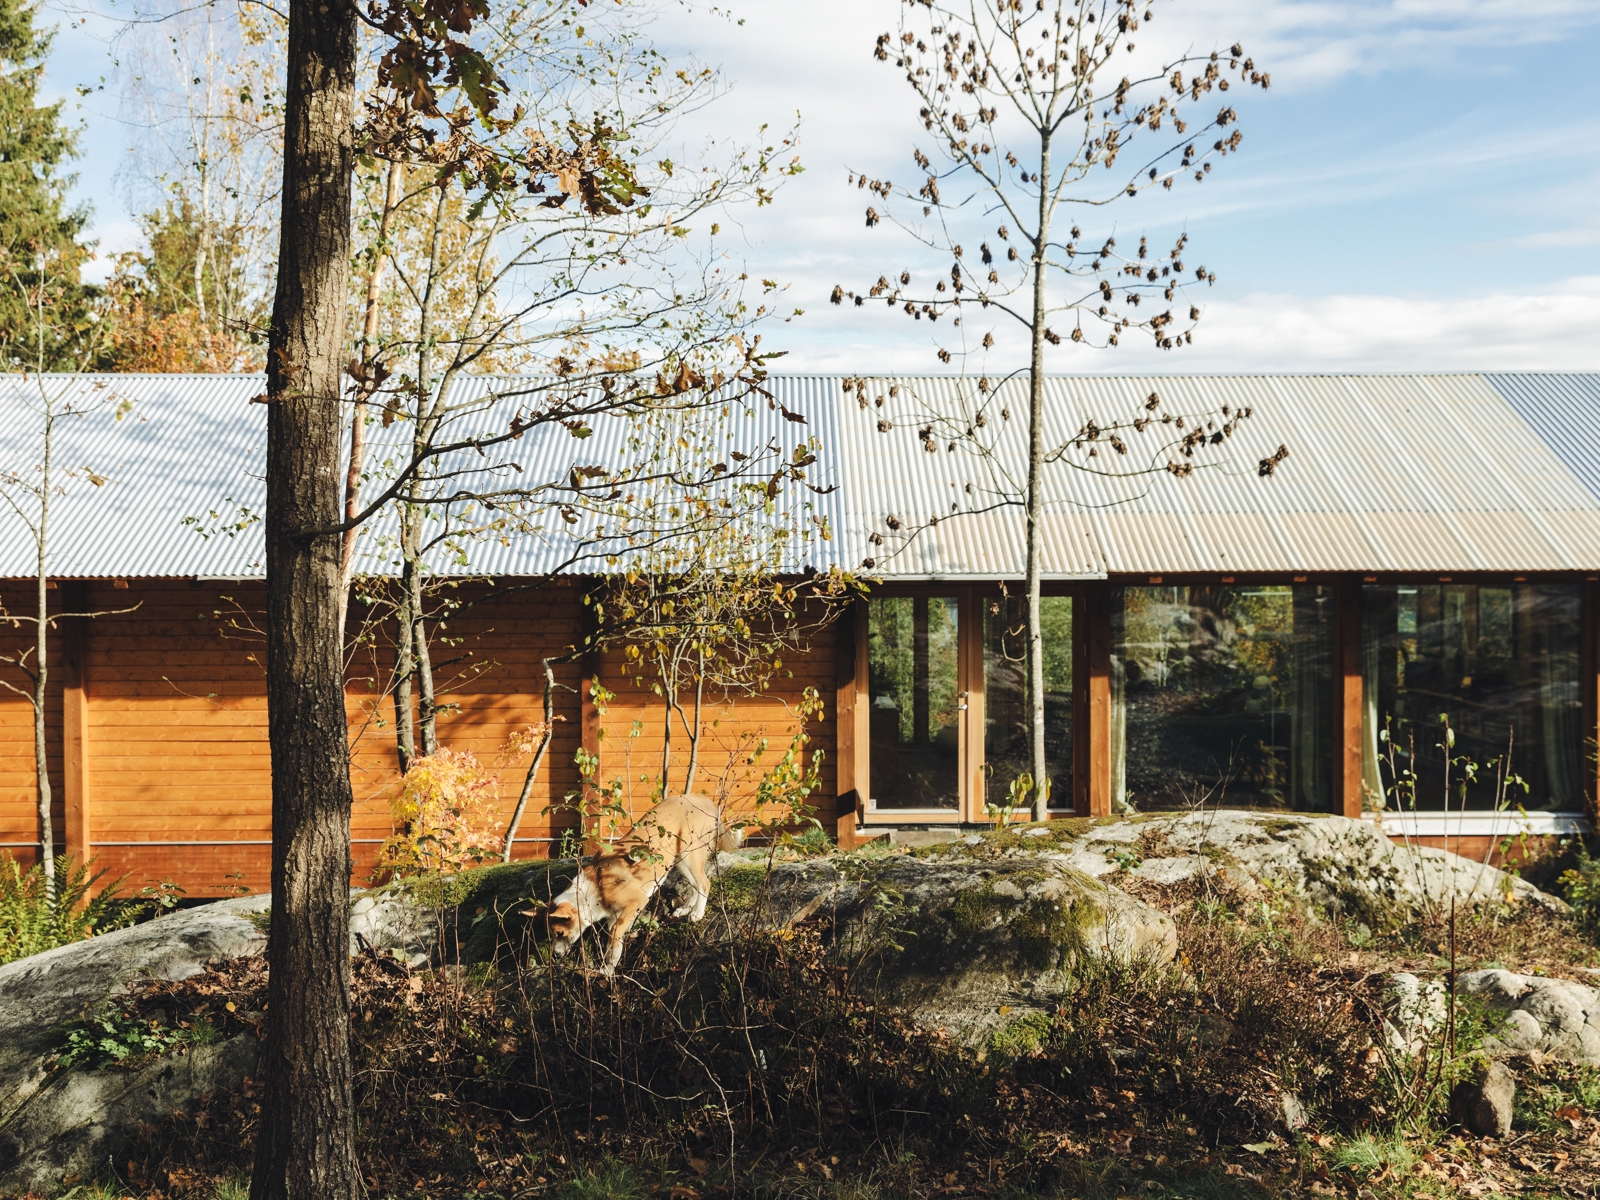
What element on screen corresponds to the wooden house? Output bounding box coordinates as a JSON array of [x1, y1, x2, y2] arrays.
[[2, 372, 1597, 895]]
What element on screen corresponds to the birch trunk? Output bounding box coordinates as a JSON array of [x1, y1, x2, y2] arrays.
[[1027, 132, 1053, 822]]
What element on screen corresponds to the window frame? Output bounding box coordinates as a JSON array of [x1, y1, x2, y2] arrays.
[[860, 582, 1081, 824]]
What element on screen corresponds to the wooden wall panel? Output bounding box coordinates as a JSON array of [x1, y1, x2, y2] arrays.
[[0, 584, 66, 868], [1336, 577, 1364, 819], [345, 580, 590, 863], [1084, 584, 1112, 819], [582, 618, 840, 830], [0, 577, 841, 895]]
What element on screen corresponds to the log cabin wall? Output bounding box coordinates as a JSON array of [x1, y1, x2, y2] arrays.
[[0, 577, 839, 898], [3, 569, 1591, 897], [582, 626, 839, 830], [0, 584, 66, 873]]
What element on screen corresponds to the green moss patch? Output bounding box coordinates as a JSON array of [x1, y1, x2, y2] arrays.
[[946, 869, 1101, 972], [988, 1010, 1054, 1060]]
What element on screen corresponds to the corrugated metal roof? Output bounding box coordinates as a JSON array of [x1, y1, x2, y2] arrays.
[[2, 371, 1597, 580], [1486, 374, 1600, 504], [0, 373, 845, 579], [833, 373, 1600, 576]]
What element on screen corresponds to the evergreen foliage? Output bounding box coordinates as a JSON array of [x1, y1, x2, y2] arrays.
[[0, 0, 94, 368]]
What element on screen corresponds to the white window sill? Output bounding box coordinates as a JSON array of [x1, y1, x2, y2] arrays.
[[1374, 811, 1590, 837]]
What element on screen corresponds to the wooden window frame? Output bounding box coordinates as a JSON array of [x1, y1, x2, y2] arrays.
[[854, 581, 1083, 825], [859, 585, 974, 825]]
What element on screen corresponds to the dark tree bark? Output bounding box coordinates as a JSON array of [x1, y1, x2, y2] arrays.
[[251, 0, 360, 1192]]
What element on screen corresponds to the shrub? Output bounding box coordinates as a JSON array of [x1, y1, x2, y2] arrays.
[[0, 852, 142, 966], [1560, 844, 1600, 933], [373, 749, 499, 881]]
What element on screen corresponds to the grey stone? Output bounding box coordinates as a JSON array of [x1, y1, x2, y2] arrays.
[[886, 828, 961, 848], [1459, 970, 1600, 1065], [0, 889, 438, 1195], [0, 1034, 258, 1189], [754, 853, 1176, 1042], [1129, 855, 1210, 886], [1384, 973, 1448, 1054], [0, 894, 271, 1142], [1281, 1091, 1308, 1131], [1060, 812, 1561, 925], [1062, 849, 1119, 879], [1450, 1059, 1516, 1137]]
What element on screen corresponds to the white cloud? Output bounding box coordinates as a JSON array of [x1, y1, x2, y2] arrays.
[[773, 275, 1600, 373], [1167, 276, 1600, 371], [1150, 0, 1600, 89], [51, 0, 1600, 376]]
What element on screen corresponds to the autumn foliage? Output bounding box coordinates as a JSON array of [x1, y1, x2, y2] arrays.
[[373, 749, 499, 880], [100, 297, 252, 373]]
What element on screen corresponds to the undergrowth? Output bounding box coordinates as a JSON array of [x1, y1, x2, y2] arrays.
[[92, 866, 1400, 1200], [0, 852, 145, 966], [34, 839, 1600, 1200]]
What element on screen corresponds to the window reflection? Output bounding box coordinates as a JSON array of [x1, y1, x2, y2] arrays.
[[983, 594, 1073, 809], [1112, 585, 1334, 811], [1362, 583, 1583, 811], [868, 596, 961, 810]]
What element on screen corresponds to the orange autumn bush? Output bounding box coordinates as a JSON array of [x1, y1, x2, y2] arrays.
[[103, 301, 254, 372], [373, 749, 499, 881]]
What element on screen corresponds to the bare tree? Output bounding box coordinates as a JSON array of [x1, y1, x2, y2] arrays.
[[108, 0, 284, 363], [330, 2, 805, 773], [833, 0, 1272, 818], [0, 247, 131, 897], [499, 403, 852, 856]]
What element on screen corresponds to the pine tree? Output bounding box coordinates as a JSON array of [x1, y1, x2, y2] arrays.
[[0, 0, 93, 369]]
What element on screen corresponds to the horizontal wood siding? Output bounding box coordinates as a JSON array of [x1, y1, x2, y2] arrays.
[[0, 585, 66, 869], [0, 578, 840, 895], [586, 622, 839, 829]]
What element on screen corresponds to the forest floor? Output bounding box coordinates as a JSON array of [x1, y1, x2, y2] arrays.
[[34, 830, 1600, 1200]]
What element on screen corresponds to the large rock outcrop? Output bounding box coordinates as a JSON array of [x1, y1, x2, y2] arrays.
[[753, 852, 1177, 1039], [0, 812, 1567, 1192], [0, 891, 436, 1194], [930, 810, 1560, 928]]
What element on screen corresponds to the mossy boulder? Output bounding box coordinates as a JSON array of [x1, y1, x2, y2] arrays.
[[920, 811, 1563, 931], [0, 884, 475, 1195], [755, 854, 1177, 1041]]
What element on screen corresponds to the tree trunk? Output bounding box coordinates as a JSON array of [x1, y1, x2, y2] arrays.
[[503, 656, 560, 860], [32, 568, 52, 896], [34, 403, 54, 895], [392, 573, 416, 773], [683, 647, 706, 793], [1026, 133, 1053, 823], [404, 185, 448, 762], [340, 161, 403, 641], [413, 564, 438, 757], [251, 0, 360, 1190]]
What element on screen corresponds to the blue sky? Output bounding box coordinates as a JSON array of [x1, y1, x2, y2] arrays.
[[42, 0, 1600, 373]]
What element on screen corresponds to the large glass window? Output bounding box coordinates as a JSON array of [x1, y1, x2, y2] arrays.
[[1112, 585, 1334, 811], [868, 596, 961, 810], [984, 595, 1073, 809], [1362, 583, 1583, 811]]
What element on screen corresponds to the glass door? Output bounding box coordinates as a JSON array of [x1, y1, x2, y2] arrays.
[[983, 594, 1073, 812], [867, 596, 963, 814]]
